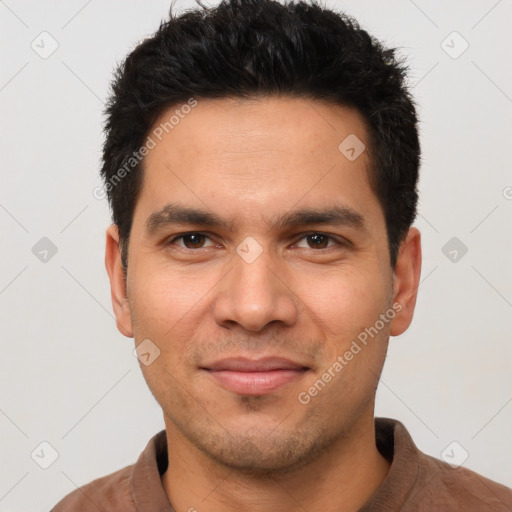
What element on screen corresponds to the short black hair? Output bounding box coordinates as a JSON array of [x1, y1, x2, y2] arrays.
[[101, 0, 420, 269]]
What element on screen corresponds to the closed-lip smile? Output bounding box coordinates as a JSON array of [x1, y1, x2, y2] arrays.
[[201, 356, 310, 395]]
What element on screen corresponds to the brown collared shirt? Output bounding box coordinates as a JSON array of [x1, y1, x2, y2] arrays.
[[51, 417, 512, 511]]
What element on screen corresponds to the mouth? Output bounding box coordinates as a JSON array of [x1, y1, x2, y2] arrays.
[[200, 357, 310, 396]]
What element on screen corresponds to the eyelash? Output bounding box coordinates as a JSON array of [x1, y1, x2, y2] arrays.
[[165, 231, 347, 251]]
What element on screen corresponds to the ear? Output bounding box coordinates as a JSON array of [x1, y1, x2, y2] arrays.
[[389, 227, 422, 336], [105, 224, 133, 338]]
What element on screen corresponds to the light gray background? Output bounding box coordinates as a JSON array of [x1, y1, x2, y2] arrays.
[[1, 0, 511, 510]]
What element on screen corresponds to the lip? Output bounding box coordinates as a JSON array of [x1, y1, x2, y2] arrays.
[[201, 357, 309, 396]]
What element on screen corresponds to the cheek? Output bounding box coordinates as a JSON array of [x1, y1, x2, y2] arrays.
[[302, 271, 390, 401], [129, 267, 211, 402], [129, 262, 215, 336], [299, 265, 389, 341]]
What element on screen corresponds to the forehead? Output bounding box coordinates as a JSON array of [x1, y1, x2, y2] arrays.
[[147, 96, 369, 164], [135, 96, 382, 231]]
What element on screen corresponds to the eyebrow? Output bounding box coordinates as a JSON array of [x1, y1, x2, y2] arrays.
[[145, 203, 366, 234]]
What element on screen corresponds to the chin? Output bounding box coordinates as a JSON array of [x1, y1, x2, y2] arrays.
[[185, 419, 342, 477]]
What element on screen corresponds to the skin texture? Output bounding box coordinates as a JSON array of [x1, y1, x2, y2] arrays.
[[105, 96, 422, 512]]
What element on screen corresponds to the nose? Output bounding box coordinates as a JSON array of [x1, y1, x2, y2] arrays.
[[212, 247, 298, 332]]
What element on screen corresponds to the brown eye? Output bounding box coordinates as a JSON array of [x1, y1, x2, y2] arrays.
[[306, 233, 329, 249], [295, 232, 338, 250], [182, 234, 206, 248], [168, 232, 216, 249]]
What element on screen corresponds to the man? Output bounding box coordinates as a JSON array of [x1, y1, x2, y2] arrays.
[[52, 0, 512, 510]]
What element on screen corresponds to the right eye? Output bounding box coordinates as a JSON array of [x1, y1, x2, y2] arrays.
[[165, 232, 218, 250]]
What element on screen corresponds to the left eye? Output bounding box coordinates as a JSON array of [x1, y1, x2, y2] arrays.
[[294, 233, 339, 249]]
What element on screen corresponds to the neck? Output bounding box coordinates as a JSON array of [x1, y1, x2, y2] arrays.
[[161, 410, 390, 512]]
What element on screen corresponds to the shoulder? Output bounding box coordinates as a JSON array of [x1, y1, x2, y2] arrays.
[[413, 452, 512, 511], [374, 418, 512, 511], [50, 464, 136, 512]]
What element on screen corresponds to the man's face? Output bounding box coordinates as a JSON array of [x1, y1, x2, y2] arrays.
[[107, 97, 417, 475]]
